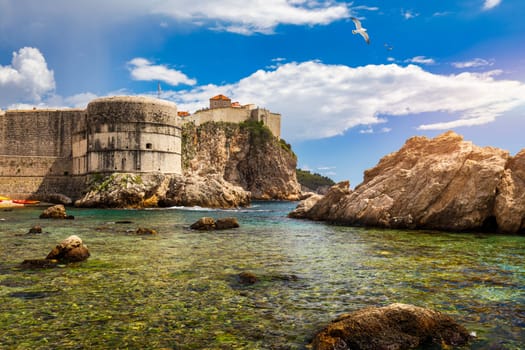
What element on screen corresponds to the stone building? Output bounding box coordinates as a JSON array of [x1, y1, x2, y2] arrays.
[[209, 94, 231, 109], [0, 94, 281, 200], [0, 96, 181, 199], [188, 95, 281, 139]]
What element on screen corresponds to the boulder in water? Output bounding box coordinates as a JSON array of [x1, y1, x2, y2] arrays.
[[39, 205, 69, 219], [311, 303, 472, 350], [46, 235, 90, 263]]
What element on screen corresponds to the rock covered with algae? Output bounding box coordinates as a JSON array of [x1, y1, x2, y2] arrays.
[[311, 303, 472, 350], [21, 235, 90, 268], [45, 235, 90, 263], [189, 217, 239, 231]]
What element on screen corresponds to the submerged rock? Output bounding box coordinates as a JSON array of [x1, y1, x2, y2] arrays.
[[291, 131, 525, 233], [135, 227, 158, 235], [46, 235, 90, 263], [238, 272, 258, 285], [190, 217, 240, 231], [27, 225, 43, 234], [21, 259, 59, 269], [311, 303, 472, 350], [39, 205, 69, 219], [190, 217, 216, 231], [215, 217, 240, 230]]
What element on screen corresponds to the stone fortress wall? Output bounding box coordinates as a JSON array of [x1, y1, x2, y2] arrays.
[[0, 96, 182, 199], [188, 105, 281, 139], [72, 96, 181, 175], [0, 94, 281, 200]]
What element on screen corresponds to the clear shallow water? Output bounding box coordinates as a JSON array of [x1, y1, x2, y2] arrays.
[[0, 201, 523, 349]]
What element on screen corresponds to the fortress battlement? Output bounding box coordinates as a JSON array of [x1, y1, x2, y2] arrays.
[[0, 95, 281, 200]]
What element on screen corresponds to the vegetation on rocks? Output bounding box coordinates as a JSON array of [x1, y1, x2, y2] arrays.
[[182, 121, 301, 200], [296, 169, 335, 191]]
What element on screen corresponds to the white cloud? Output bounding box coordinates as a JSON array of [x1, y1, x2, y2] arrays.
[[483, 0, 502, 10], [405, 56, 436, 65], [359, 127, 374, 134], [152, 0, 350, 34], [402, 9, 419, 19], [433, 12, 451, 17], [1, 1, 350, 36], [452, 58, 494, 68], [127, 58, 197, 86], [358, 126, 392, 134], [352, 5, 379, 11], [167, 61, 525, 141], [0, 47, 55, 106]]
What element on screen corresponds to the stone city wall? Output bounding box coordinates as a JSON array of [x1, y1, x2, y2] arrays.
[[0, 96, 281, 201], [188, 107, 281, 138]]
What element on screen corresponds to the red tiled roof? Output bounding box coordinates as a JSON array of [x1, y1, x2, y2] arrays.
[[210, 94, 231, 101], [177, 111, 190, 117]]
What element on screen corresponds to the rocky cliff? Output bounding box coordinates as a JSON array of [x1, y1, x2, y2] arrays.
[[74, 121, 300, 208], [290, 131, 525, 234], [75, 173, 250, 209], [182, 121, 301, 201]]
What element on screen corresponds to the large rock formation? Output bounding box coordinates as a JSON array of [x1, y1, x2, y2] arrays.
[[75, 173, 250, 209], [311, 303, 472, 350], [494, 149, 525, 233], [291, 131, 525, 233], [182, 121, 301, 201]]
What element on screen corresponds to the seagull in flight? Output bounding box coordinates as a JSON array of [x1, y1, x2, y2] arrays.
[[351, 17, 370, 44]]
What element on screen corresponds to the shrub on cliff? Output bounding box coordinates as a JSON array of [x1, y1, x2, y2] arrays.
[[296, 169, 335, 191]]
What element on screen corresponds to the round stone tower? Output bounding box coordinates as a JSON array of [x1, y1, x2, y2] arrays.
[[73, 96, 181, 175]]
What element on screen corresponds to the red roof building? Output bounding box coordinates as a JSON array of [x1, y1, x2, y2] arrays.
[[210, 94, 232, 109]]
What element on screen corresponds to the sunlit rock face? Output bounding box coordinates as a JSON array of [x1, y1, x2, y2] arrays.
[[494, 149, 525, 233], [75, 173, 250, 209], [291, 131, 525, 234], [311, 303, 472, 350], [182, 121, 301, 201]]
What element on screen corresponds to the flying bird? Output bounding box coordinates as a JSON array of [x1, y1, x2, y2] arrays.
[[351, 17, 370, 44]]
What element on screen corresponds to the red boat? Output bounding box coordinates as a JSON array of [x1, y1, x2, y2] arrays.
[[12, 199, 40, 205]]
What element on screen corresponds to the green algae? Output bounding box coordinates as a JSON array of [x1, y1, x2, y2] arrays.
[[0, 202, 523, 349]]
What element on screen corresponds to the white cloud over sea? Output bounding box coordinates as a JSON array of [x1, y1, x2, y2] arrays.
[[3, 49, 525, 144], [167, 61, 525, 141]]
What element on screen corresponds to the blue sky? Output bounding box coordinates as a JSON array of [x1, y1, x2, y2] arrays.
[[1, 0, 524, 187]]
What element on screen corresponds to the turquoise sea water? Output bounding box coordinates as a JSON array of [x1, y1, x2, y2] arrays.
[[0, 201, 523, 349]]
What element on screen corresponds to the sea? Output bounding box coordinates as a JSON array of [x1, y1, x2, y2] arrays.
[[0, 201, 523, 349]]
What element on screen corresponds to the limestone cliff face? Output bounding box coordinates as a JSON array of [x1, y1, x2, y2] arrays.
[[75, 173, 250, 209], [182, 121, 301, 200], [291, 131, 525, 234]]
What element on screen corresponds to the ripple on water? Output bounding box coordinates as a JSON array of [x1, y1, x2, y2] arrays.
[[0, 202, 524, 349]]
